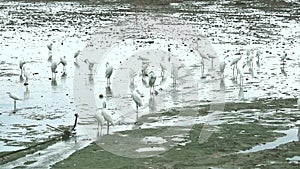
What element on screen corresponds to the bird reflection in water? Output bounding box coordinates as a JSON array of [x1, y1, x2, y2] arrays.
[[51, 78, 57, 87], [238, 86, 244, 101], [220, 78, 225, 91], [74, 61, 80, 69], [61, 72, 67, 84], [19, 75, 24, 83], [24, 86, 30, 100], [170, 88, 179, 105], [48, 52, 53, 62], [149, 95, 157, 113], [105, 86, 113, 98]]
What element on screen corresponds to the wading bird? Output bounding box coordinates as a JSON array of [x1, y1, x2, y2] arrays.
[[132, 89, 142, 112], [23, 69, 30, 86], [74, 50, 80, 60], [280, 51, 287, 65], [160, 63, 167, 78], [95, 109, 105, 135], [84, 59, 95, 74], [148, 71, 156, 95], [129, 69, 137, 92], [99, 94, 114, 134], [102, 103, 114, 135], [47, 43, 53, 51], [230, 55, 242, 77], [59, 56, 67, 72], [105, 62, 113, 86], [237, 67, 243, 86], [141, 62, 149, 77], [132, 88, 143, 120], [6, 92, 22, 111], [19, 60, 26, 75], [51, 62, 58, 79]]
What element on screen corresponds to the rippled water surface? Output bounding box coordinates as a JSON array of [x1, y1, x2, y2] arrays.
[[0, 0, 300, 168]]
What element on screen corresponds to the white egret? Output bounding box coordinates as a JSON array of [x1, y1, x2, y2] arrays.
[[19, 60, 26, 75], [219, 61, 226, 78], [51, 62, 58, 79], [105, 62, 113, 86], [256, 50, 262, 68], [74, 50, 80, 59], [230, 55, 242, 77], [132, 89, 143, 112], [99, 94, 114, 134], [84, 59, 95, 73], [59, 56, 67, 72], [129, 69, 137, 92], [102, 103, 114, 135], [95, 109, 105, 134], [280, 51, 287, 64], [160, 63, 167, 77], [141, 62, 149, 77], [148, 71, 156, 95], [237, 67, 243, 86], [132, 89, 143, 120], [195, 41, 209, 72], [23, 69, 30, 86], [138, 56, 149, 61], [247, 55, 254, 69], [7, 92, 22, 111], [47, 43, 52, 51]]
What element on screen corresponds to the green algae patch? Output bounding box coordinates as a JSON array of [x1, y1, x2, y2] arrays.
[[52, 122, 292, 169]]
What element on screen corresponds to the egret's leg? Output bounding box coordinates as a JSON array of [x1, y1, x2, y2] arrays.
[[100, 126, 102, 136], [107, 123, 109, 135], [14, 100, 16, 111]]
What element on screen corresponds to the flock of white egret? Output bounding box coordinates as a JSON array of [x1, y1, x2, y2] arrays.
[[6, 40, 299, 138], [7, 44, 73, 112]]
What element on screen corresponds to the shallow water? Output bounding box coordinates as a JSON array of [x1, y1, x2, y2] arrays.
[[0, 0, 300, 167], [238, 128, 299, 154]]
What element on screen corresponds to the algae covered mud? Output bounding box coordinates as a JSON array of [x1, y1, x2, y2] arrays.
[[0, 0, 300, 168]]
